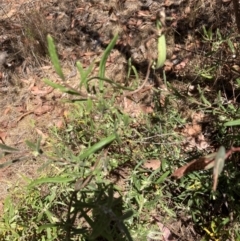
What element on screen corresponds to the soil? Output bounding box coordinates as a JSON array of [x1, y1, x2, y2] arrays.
[[0, 0, 238, 239]]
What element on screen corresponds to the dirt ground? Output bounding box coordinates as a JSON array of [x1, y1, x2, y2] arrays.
[[0, 0, 237, 239]]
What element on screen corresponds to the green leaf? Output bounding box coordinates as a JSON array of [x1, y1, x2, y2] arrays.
[[25, 138, 42, 156], [202, 26, 208, 39], [201, 73, 213, 79], [76, 61, 85, 81], [214, 146, 225, 174], [224, 119, 240, 126], [213, 146, 226, 191], [86, 76, 133, 91], [99, 34, 118, 92], [25, 140, 37, 150], [155, 171, 170, 184], [131, 65, 139, 82], [216, 28, 222, 41], [227, 39, 236, 56], [121, 210, 134, 220], [45, 209, 59, 223], [0, 156, 27, 169], [78, 134, 116, 161], [44, 79, 81, 95], [38, 224, 58, 232], [202, 26, 212, 40], [0, 143, 19, 153], [28, 176, 75, 188], [154, 20, 166, 69], [77, 60, 95, 89], [198, 85, 211, 106], [127, 58, 132, 79], [47, 35, 65, 80], [236, 78, 240, 87]]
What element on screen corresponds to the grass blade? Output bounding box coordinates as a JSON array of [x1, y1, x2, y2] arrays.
[[28, 176, 75, 188], [224, 119, 240, 126], [78, 134, 116, 161], [47, 34, 65, 80], [0, 156, 28, 169], [87, 76, 133, 91], [99, 34, 118, 92], [198, 85, 211, 107], [25, 138, 42, 156], [156, 171, 170, 184], [77, 60, 95, 89], [0, 143, 19, 153], [44, 79, 81, 95]]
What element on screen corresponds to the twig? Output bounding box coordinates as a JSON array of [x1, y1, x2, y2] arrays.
[[16, 111, 33, 123], [225, 146, 240, 160], [122, 61, 152, 97], [233, 0, 240, 33]]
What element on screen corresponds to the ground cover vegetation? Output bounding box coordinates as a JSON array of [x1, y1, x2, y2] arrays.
[[0, 0, 240, 240]]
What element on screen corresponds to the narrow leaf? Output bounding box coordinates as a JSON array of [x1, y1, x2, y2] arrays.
[[120, 210, 134, 220], [154, 20, 166, 69], [198, 85, 211, 106], [28, 176, 75, 188], [77, 60, 95, 89], [25, 140, 37, 151], [156, 171, 170, 184], [227, 39, 236, 56], [99, 34, 118, 91], [213, 146, 226, 191], [44, 79, 81, 95], [0, 143, 19, 153], [87, 76, 133, 91], [224, 119, 240, 126], [76, 61, 85, 82], [78, 134, 116, 161], [0, 156, 27, 169], [25, 138, 42, 156], [131, 65, 139, 82], [47, 35, 65, 80], [38, 224, 58, 232]]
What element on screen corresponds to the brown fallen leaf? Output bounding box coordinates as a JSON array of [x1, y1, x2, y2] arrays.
[[3, 107, 11, 115], [0, 120, 8, 129], [40, 65, 52, 70], [55, 119, 65, 129], [143, 159, 161, 170], [35, 128, 48, 145], [34, 105, 54, 116], [0, 131, 7, 143], [172, 153, 216, 179], [31, 86, 54, 96], [157, 222, 175, 241]]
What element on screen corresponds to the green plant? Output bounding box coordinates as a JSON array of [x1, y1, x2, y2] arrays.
[[44, 34, 132, 101], [3, 12, 240, 240]]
